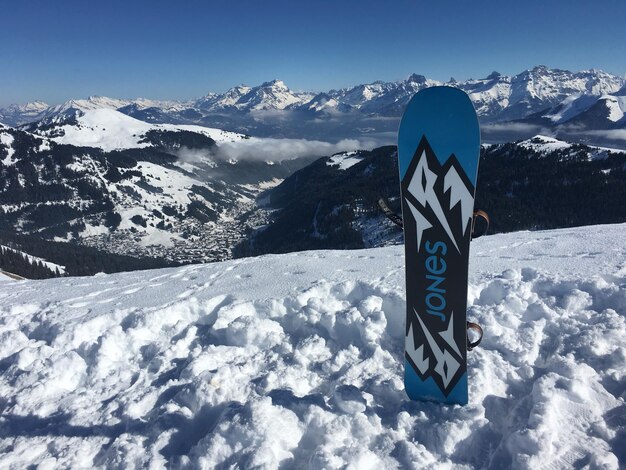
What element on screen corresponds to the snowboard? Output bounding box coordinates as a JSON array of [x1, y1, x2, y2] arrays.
[[398, 86, 480, 405]]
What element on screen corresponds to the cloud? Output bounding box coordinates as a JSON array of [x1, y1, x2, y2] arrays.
[[481, 122, 552, 144], [175, 146, 213, 164], [585, 129, 626, 142], [212, 137, 381, 162], [482, 122, 550, 134]]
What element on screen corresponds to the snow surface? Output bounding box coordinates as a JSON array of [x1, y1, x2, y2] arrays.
[[543, 93, 599, 124], [326, 151, 363, 170], [0, 224, 625, 468], [49, 109, 245, 151], [519, 135, 572, 153], [0, 272, 14, 282], [0, 131, 15, 166], [519, 135, 625, 158], [604, 95, 626, 123]]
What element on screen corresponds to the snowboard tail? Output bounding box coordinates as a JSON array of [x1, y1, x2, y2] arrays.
[[398, 87, 480, 405]]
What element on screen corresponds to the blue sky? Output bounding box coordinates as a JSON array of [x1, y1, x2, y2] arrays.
[[1, 0, 625, 106]]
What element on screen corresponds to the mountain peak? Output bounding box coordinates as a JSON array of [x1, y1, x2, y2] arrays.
[[225, 85, 251, 96], [407, 73, 427, 84], [261, 79, 289, 90]]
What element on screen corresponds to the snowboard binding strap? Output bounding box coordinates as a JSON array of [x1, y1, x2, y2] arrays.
[[377, 198, 404, 228], [466, 321, 483, 351], [378, 198, 490, 240], [471, 210, 490, 239]]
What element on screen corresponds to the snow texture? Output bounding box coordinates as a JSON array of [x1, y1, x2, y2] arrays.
[[0, 224, 625, 468], [519, 135, 623, 157], [326, 151, 363, 170], [50, 109, 245, 151], [0, 131, 15, 166], [519, 135, 572, 153]]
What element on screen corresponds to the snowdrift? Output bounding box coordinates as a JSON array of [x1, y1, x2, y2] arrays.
[[0, 224, 624, 468]]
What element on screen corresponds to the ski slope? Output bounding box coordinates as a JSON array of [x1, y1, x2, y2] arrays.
[[0, 224, 624, 468], [47, 108, 246, 151]]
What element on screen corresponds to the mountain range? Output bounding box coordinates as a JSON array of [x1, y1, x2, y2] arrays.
[[235, 136, 626, 258], [3, 99, 624, 279], [0, 111, 317, 271], [3, 66, 626, 148], [2, 66, 626, 278]]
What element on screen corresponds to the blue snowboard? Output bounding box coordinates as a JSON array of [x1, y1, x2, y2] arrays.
[[398, 86, 480, 405]]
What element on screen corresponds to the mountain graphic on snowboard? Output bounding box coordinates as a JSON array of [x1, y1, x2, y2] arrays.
[[398, 86, 480, 405]]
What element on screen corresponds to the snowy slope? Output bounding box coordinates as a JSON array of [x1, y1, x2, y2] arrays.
[[44, 96, 190, 118], [603, 95, 626, 123], [326, 151, 364, 170], [542, 93, 600, 124], [0, 223, 624, 468], [31, 108, 245, 151], [518, 135, 623, 158], [46, 96, 133, 115], [0, 122, 314, 264], [0, 130, 15, 166], [526, 92, 626, 132], [0, 244, 66, 275]]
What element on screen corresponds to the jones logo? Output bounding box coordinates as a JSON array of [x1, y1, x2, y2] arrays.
[[424, 240, 447, 322]]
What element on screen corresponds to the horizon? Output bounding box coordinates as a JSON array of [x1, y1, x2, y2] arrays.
[[2, 0, 625, 107], [2, 64, 625, 108]]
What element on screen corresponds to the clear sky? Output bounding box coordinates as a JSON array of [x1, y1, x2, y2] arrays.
[[1, 0, 625, 106]]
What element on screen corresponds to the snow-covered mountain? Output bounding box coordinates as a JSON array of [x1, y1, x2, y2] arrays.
[[3, 105, 626, 276], [0, 100, 50, 124], [0, 223, 624, 468], [236, 138, 626, 258], [0, 96, 193, 128], [523, 90, 626, 130], [474, 66, 625, 121], [21, 108, 245, 152], [3, 66, 624, 144], [229, 80, 314, 111], [0, 116, 316, 266], [195, 85, 252, 111], [193, 80, 314, 112], [313, 73, 439, 116]]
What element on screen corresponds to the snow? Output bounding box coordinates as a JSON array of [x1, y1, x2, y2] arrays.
[[78, 222, 113, 238], [16, 101, 49, 113], [0, 131, 15, 165], [519, 135, 626, 157], [47, 96, 132, 115], [544, 93, 598, 123], [327, 151, 363, 170], [199, 80, 309, 112], [519, 135, 572, 153], [604, 95, 626, 122], [49, 109, 246, 151], [0, 223, 625, 468], [170, 125, 243, 143]]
